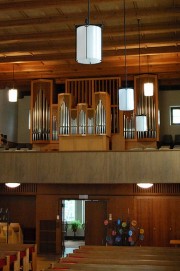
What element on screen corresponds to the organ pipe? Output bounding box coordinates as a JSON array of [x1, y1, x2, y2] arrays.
[[32, 89, 50, 141]]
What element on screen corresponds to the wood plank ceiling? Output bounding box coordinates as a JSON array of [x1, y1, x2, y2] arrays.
[[0, 0, 179, 93]]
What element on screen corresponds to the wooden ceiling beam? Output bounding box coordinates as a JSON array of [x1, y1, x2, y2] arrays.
[[0, 62, 178, 77], [0, 0, 122, 11], [0, 37, 178, 55], [0, 23, 179, 44], [0, 7, 179, 29], [0, 45, 178, 63]]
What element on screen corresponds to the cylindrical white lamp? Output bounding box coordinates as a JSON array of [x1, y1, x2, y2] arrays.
[[144, 82, 154, 96], [118, 88, 134, 111], [136, 115, 147, 131], [76, 24, 102, 64], [8, 88, 18, 102]]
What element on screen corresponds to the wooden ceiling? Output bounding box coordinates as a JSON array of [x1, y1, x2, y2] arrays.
[[0, 0, 179, 92]]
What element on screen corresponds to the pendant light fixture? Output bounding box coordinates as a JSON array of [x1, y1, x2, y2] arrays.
[[76, 0, 102, 64], [135, 19, 147, 132], [136, 115, 147, 131], [8, 64, 18, 102], [119, 0, 134, 111], [144, 55, 154, 96]]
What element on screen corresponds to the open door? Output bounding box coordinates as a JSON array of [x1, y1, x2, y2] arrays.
[[61, 200, 65, 256], [85, 200, 107, 245]]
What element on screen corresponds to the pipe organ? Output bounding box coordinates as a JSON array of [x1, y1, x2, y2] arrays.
[[58, 92, 110, 136], [30, 75, 159, 151], [58, 92, 111, 151], [31, 80, 52, 143]]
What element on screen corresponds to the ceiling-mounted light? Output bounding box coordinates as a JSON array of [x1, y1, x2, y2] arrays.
[[144, 56, 154, 96], [119, 0, 134, 111], [8, 64, 18, 102], [137, 183, 153, 189], [5, 183, 20, 188], [136, 115, 147, 131], [76, 0, 102, 64]]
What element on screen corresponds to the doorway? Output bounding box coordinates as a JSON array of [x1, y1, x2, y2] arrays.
[[61, 199, 107, 256]]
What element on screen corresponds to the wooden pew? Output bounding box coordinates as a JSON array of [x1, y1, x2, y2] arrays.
[[0, 251, 19, 271], [40, 245, 180, 271], [66, 253, 180, 261], [0, 243, 37, 271], [0, 254, 8, 271], [170, 240, 180, 247], [43, 263, 180, 271], [72, 247, 180, 256], [60, 256, 180, 266], [79, 245, 180, 252]]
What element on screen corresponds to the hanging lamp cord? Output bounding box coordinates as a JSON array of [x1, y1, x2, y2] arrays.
[[138, 18, 141, 76], [12, 64, 15, 88], [123, 0, 127, 89], [85, 0, 90, 25]]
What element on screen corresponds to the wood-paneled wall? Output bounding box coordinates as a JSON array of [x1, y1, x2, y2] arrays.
[[0, 150, 179, 184], [0, 184, 180, 253]]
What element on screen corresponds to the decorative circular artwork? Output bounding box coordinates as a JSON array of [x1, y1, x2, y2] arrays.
[[139, 234, 144, 241], [104, 217, 144, 246], [122, 222, 127, 228], [131, 220, 137, 227], [140, 228, 144, 234], [117, 219, 121, 225], [115, 236, 121, 243], [104, 219, 109, 225], [106, 235, 113, 244]]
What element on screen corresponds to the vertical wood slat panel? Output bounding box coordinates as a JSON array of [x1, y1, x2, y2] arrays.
[[133, 184, 180, 194], [2, 184, 37, 193], [65, 77, 120, 134]]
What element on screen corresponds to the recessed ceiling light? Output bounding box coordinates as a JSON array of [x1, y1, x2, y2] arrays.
[[5, 183, 20, 188], [137, 183, 153, 189]]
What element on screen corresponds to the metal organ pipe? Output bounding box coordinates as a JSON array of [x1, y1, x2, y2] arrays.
[[79, 109, 86, 135], [32, 89, 50, 141], [123, 114, 135, 139], [95, 100, 106, 134], [59, 101, 70, 135]]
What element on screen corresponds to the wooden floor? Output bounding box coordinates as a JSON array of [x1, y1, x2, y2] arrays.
[[37, 240, 85, 270]]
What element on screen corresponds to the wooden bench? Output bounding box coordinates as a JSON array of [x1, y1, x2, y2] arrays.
[[58, 246, 180, 268], [79, 245, 180, 253], [60, 256, 180, 266], [170, 240, 180, 247], [44, 245, 180, 271], [72, 247, 180, 256], [43, 263, 180, 271], [0, 243, 37, 271], [0, 253, 8, 271], [0, 251, 19, 271]]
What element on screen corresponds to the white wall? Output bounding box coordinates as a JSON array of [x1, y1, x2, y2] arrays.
[[17, 96, 30, 143], [159, 90, 180, 141], [0, 88, 18, 142]]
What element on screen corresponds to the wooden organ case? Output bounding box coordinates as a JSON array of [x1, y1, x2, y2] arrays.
[[30, 75, 159, 151], [58, 92, 111, 151]]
